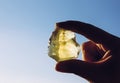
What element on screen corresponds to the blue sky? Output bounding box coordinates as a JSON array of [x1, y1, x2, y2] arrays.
[[0, 0, 120, 83]]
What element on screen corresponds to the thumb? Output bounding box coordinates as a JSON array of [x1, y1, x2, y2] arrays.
[[56, 59, 102, 81]]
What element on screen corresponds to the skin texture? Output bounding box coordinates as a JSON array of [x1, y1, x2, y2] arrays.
[[55, 21, 120, 83]]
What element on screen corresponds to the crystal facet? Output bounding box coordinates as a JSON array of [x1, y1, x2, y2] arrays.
[[48, 26, 80, 62]]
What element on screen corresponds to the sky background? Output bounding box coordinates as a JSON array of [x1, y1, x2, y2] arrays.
[[0, 0, 120, 83]]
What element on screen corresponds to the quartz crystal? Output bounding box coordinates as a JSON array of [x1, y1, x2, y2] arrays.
[[48, 26, 80, 62]]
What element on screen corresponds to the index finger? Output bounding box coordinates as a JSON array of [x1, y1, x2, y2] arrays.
[[56, 21, 120, 50]]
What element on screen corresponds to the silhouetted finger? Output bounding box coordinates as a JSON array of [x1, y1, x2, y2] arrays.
[[56, 59, 105, 82], [56, 21, 120, 50], [81, 41, 104, 62]]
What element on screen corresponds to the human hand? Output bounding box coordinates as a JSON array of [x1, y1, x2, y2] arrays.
[[55, 21, 120, 83]]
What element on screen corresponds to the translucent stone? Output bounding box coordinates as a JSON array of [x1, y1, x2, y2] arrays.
[[48, 26, 80, 62]]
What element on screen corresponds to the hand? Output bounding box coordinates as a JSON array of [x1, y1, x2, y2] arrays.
[[55, 20, 120, 83]]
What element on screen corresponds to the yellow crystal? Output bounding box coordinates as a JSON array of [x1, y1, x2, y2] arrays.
[[48, 26, 80, 62]]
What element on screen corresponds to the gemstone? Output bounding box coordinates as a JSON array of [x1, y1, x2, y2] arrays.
[[48, 25, 80, 62]]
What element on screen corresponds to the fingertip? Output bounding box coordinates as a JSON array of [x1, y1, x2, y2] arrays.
[[55, 62, 64, 72], [55, 59, 78, 73], [55, 22, 63, 29], [56, 21, 68, 28], [55, 61, 70, 72]]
